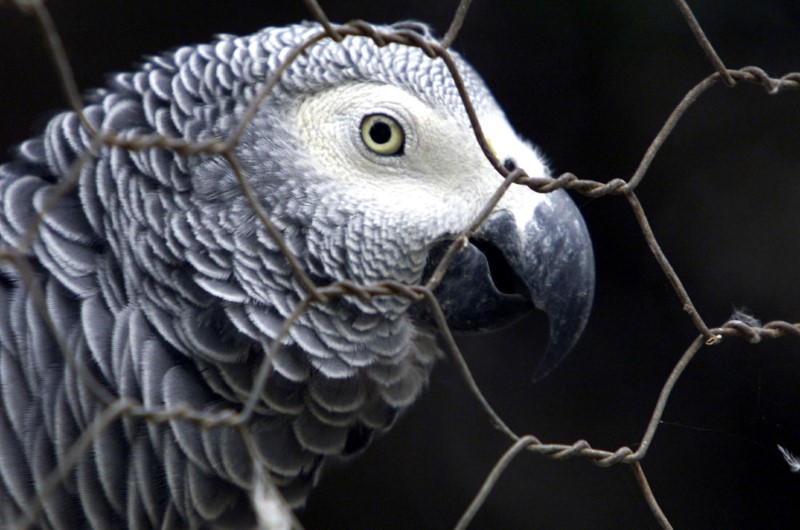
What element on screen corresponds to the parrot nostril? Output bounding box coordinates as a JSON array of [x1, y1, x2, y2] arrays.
[[471, 238, 528, 298]]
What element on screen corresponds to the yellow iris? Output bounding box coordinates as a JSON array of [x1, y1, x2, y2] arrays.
[[361, 114, 404, 156]]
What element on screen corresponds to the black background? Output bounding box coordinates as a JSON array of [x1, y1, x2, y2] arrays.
[[2, 1, 800, 528]]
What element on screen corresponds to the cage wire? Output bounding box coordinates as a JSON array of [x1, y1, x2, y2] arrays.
[[0, 0, 799, 528]]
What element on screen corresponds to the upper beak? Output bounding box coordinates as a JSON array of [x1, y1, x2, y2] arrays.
[[415, 188, 594, 381]]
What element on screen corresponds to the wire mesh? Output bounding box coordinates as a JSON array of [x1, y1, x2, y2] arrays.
[[0, 0, 799, 528]]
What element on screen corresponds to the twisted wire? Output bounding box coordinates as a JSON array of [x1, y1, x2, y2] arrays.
[[1, 1, 798, 529]]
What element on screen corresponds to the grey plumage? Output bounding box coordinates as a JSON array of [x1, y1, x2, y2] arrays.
[[0, 20, 594, 529]]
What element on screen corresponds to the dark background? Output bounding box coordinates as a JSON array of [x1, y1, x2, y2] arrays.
[[2, 1, 800, 528]]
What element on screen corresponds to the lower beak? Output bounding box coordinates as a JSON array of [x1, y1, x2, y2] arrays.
[[416, 189, 594, 380]]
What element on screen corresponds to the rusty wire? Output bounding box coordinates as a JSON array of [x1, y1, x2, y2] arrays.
[[1, 0, 799, 529]]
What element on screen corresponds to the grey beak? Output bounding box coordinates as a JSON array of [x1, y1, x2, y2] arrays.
[[416, 189, 594, 381]]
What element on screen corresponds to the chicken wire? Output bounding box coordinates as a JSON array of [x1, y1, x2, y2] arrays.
[[0, 0, 799, 528]]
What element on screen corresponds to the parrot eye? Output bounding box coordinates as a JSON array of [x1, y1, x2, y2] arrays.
[[360, 114, 405, 156]]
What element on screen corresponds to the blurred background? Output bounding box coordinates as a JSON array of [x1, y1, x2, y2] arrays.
[[1, 1, 799, 528]]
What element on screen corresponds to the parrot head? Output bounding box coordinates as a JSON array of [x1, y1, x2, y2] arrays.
[[187, 22, 595, 381]]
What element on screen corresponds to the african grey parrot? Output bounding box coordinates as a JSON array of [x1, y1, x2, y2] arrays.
[[0, 21, 594, 529]]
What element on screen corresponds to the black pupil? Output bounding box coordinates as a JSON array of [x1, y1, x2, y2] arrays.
[[369, 121, 392, 144], [503, 158, 517, 171]]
